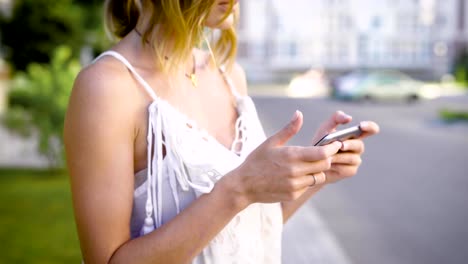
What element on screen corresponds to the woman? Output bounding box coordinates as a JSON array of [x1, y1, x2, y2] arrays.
[[63, 0, 380, 263]]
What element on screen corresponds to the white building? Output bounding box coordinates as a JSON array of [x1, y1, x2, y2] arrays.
[[237, 0, 468, 83]]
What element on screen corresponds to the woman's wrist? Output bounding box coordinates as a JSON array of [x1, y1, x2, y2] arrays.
[[214, 169, 251, 212]]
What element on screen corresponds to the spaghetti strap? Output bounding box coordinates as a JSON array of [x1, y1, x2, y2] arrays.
[[93, 51, 159, 101], [218, 65, 242, 99]]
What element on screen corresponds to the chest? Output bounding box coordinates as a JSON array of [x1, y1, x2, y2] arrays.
[[132, 70, 239, 173]]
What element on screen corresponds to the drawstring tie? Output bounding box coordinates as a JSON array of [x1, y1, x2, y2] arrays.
[[141, 101, 248, 235]]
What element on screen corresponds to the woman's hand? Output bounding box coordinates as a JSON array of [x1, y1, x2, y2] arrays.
[[311, 111, 380, 184], [226, 111, 342, 207]]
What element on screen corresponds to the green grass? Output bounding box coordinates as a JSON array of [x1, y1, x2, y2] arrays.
[[439, 108, 468, 123], [0, 169, 81, 263]]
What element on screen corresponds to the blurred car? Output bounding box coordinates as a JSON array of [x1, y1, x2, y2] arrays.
[[286, 69, 331, 98], [333, 70, 441, 102]]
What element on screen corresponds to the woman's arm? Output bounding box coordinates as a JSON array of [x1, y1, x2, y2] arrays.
[[64, 64, 139, 263], [65, 62, 342, 264], [281, 185, 324, 223]]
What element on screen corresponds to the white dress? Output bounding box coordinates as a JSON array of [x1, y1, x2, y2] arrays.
[[94, 51, 283, 264]]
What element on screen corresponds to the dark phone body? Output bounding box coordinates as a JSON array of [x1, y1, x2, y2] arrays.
[[314, 125, 363, 146]]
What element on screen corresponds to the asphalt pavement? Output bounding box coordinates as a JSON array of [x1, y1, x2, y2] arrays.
[[251, 91, 468, 264]]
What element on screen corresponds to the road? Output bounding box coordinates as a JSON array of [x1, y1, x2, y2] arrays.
[[252, 95, 468, 264]]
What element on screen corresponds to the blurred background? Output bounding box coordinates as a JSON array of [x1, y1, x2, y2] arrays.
[[0, 0, 467, 263]]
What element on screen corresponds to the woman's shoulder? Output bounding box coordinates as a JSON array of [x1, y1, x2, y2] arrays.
[[73, 55, 135, 99], [67, 54, 143, 130], [227, 61, 248, 97], [71, 52, 148, 111]]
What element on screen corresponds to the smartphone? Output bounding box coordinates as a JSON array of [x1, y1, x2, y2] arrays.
[[314, 125, 363, 146]]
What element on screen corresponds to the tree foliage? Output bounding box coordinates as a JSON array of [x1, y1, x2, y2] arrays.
[[0, 0, 110, 168], [0, 0, 108, 71], [3, 45, 80, 167]]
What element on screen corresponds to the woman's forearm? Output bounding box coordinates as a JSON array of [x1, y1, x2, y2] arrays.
[[281, 185, 324, 223], [108, 173, 247, 264]]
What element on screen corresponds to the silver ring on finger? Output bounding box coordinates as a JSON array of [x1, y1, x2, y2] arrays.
[[310, 174, 317, 187]]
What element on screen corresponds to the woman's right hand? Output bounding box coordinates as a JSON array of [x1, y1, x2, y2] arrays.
[[226, 111, 342, 206]]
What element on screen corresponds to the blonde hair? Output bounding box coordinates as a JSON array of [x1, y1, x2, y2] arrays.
[[104, 0, 238, 73]]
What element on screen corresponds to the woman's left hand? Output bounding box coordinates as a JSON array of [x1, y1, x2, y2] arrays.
[[311, 111, 380, 184]]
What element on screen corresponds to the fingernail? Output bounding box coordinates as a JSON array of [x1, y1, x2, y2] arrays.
[[360, 121, 369, 129], [340, 141, 346, 150], [291, 110, 301, 122], [342, 113, 352, 119]]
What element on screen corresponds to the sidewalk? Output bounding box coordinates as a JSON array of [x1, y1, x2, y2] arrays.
[[247, 82, 468, 99], [282, 201, 352, 264], [248, 83, 289, 97], [0, 124, 49, 168]]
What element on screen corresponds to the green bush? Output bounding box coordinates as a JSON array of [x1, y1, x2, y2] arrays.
[[439, 108, 468, 123], [453, 48, 468, 89], [3, 45, 81, 168]]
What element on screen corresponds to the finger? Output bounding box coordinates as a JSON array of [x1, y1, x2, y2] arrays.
[[290, 159, 333, 177], [340, 139, 365, 153], [297, 141, 342, 162], [331, 152, 362, 166], [327, 164, 359, 179], [266, 110, 304, 146], [291, 174, 317, 189], [286, 173, 327, 200], [314, 111, 353, 139], [358, 121, 380, 139], [313, 172, 327, 185], [291, 172, 326, 189]]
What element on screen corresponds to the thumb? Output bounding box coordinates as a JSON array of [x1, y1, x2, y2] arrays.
[[313, 110, 352, 142], [267, 110, 303, 146]]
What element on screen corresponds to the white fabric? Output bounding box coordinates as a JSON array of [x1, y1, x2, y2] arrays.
[[93, 51, 283, 264]]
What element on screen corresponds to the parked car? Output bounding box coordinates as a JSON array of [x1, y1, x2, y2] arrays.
[[287, 69, 331, 98], [333, 70, 441, 102]]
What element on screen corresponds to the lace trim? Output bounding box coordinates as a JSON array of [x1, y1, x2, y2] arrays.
[[140, 100, 249, 234]]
